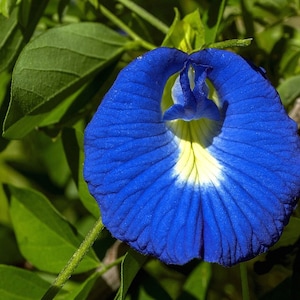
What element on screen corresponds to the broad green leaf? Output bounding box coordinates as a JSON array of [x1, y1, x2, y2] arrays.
[[62, 127, 100, 218], [0, 264, 50, 300], [3, 22, 128, 139], [115, 250, 148, 300], [179, 262, 212, 300], [162, 9, 205, 52], [8, 185, 99, 273], [277, 75, 300, 107]]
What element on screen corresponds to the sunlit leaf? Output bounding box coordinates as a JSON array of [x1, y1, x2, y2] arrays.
[[162, 9, 205, 52], [0, 0, 18, 17]]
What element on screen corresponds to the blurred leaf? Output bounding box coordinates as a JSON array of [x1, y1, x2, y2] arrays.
[[202, 0, 227, 45], [126, 271, 172, 300], [0, 71, 11, 150], [260, 277, 294, 300], [0, 0, 17, 17], [272, 217, 300, 249], [0, 264, 50, 300], [0, 224, 23, 264], [178, 262, 211, 300], [3, 22, 128, 139], [115, 250, 148, 300], [117, 0, 169, 34], [162, 9, 205, 52], [8, 185, 99, 273], [57, 0, 70, 22], [277, 75, 300, 107], [62, 127, 100, 218], [279, 48, 300, 77], [56, 271, 101, 300]]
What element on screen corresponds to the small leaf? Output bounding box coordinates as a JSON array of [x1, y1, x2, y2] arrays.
[[202, 0, 226, 45], [277, 75, 300, 107], [0, 7, 24, 72], [115, 250, 148, 300], [62, 127, 100, 218], [0, 264, 50, 300], [8, 185, 99, 273], [0, 224, 23, 264], [271, 216, 300, 249], [3, 22, 128, 139], [162, 9, 205, 52], [0, 0, 18, 17], [0, 1, 49, 73], [179, 262, 212, 300], [57, 272, 101, 300]]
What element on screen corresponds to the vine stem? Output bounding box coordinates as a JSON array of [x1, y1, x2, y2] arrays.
[[41, 219, 104, 300], [240, 263, 250, 300]]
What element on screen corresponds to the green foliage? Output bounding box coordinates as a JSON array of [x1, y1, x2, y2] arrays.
[[0, 0, 299, 299]]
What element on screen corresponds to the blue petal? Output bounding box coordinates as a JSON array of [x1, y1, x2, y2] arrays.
[[84, 47, 300, 266]]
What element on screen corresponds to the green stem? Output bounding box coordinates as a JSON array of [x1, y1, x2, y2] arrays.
[[99, 5, 156, 51], [41, 219, 104, 300], [117, 0, 169, 34], [98, 255, 125, 276], [240, 263, 250, 300]]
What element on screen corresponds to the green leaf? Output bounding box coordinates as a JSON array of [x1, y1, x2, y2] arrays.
[[0, 224, 23, 264], [62, 127, 100, 218], [272, 216, 300, 249], [179, 262, 212, 300], [0, 1, 49, 73], [0, 0, 18, 17], [277, 75, 300, 107], [3, 22, 128, 139], [202, 0, 227, 45], [115, 250, 148, 300], [8, 185, 99, 273], [162, 9, 205, 52], [56, 272, 101, 300], [0, 264, 50, 300], [0, 7, 24, 72], [117, 0, 169, 34]]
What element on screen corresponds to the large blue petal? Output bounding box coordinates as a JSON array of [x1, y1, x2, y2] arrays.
[[84, 47, 300, 266], [190, 49, 300, 265]]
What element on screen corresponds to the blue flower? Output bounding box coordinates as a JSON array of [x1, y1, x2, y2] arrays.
[[84, 47, 300, 266]]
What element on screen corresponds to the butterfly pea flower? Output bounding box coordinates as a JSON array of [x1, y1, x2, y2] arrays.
[[84, 47, 300, 266]]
